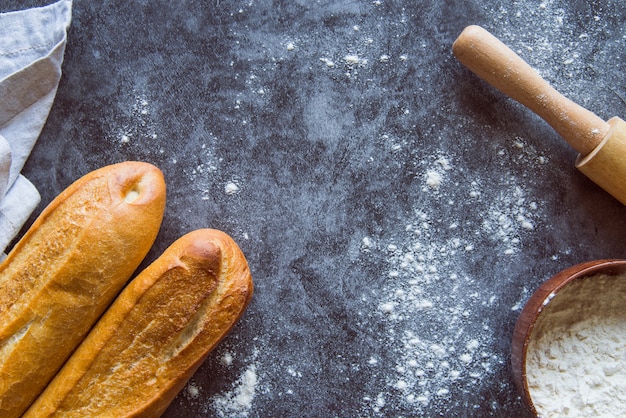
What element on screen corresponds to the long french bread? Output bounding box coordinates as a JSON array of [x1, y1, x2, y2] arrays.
[[0, 161, 166, 417], [25, 228, 254, 417]]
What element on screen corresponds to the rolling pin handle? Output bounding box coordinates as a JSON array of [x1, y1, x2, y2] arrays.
[[452, 25, 609, 156]]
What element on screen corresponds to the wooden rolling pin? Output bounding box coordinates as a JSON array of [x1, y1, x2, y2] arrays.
[[453, 25, 626, 205]]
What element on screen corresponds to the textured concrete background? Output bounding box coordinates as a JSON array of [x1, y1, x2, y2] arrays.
[[3, 1, 626, 416]]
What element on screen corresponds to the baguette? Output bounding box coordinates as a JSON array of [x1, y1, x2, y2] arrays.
[[0, 161, 166, 418], [25, 228, 254, 417]]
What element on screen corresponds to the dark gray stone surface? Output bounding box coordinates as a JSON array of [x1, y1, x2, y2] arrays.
[[3, 0, 626, 416]]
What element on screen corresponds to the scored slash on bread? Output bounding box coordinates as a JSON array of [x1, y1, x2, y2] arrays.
[[25, 229, 254, 417], [0, 162, 167, 418]]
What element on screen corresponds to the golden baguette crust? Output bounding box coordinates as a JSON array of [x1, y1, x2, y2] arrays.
[[25, 228, 254, 418], [0, 161, 166, 418]]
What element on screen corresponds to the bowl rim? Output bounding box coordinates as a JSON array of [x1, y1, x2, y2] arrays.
[[510, 258, 626, 415]]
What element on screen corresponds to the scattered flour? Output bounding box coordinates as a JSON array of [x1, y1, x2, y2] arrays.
[[425, 170, 443, 190], [186, 382, 201, 399], [115, 93, 157, 145], [526, 273, 626, 417], [481, 184, 538, 255], [343, 54, 366, 66], [319, 57, 335, 67], [221, 352, 234, 366], [362, 147, 545, 414], [178, 347, 260, 417], [483, 0, 615, 101], [225, 181, 241, 195], [212, 363, 259, 418], [424, 158, 452, 191]]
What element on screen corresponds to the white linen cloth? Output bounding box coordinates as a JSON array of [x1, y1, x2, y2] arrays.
[[0, 0, 72, 252]]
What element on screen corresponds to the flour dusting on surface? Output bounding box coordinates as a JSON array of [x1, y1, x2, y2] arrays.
[[174, 343, 263, 417], [212, 363, 259, 418], [115, 94, 157, 146], [359, 145, 546, 414], [183, 132, 222, 200]]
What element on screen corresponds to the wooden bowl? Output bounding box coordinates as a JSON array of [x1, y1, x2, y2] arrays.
[[511, 259, 626, 415]]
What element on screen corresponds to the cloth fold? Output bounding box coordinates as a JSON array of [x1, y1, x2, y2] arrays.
[[0, 0, 72, 251]]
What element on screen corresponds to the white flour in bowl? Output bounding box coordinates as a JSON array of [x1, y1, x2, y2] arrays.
[[525, 273, 626, 417]]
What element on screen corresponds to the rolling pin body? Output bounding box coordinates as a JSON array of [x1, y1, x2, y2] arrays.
[[453, 25, 626, 205]]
